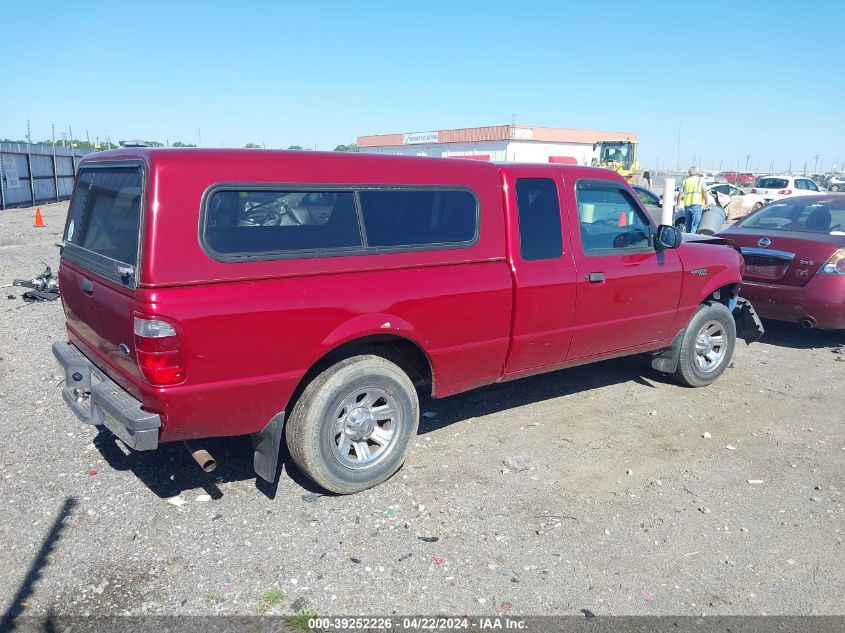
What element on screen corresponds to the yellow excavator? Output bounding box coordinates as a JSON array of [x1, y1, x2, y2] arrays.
[[591, 140, 639, 183]]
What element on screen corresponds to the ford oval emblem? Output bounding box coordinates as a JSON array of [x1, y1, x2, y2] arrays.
[[757, 238, 771, 247], [119, 343, 130, 355]]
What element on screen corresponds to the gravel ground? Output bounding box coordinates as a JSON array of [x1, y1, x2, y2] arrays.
[[1, 202, 843, 619]]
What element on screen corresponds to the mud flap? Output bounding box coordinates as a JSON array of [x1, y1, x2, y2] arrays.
[[252, 412, 285, 483], [733, 297, 765, 345], [651, 329, 684, 374]]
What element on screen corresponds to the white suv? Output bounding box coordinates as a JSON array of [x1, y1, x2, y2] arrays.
[[751, 175, 824, 204]]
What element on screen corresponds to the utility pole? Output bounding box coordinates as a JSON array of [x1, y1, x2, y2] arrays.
[[814, 154, 820, 174], [52, 124, 59, 202], [676, 121, 681, 173], [26, 119, 35, 206], [745, 154, 751, 172]]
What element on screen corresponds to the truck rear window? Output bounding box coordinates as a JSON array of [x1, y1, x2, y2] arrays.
[[65, 166, 143, 265]]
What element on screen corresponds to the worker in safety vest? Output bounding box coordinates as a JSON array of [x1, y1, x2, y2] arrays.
[[675, 166, 711, 233]]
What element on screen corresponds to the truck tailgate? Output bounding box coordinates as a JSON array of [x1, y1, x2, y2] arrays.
[[59, 163, 145, 398]]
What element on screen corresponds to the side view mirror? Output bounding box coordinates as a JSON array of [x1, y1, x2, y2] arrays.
[[655, 224, 682, 250]]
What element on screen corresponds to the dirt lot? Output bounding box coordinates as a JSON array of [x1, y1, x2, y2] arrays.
[[1, 202, 843, 619]]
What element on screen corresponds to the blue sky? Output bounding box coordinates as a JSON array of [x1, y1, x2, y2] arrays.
[[2, 0, 843, 171]]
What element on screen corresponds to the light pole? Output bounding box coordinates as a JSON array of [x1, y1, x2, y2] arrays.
[[676, 121, 681, 173]]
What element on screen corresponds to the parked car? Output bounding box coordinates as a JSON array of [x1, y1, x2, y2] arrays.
[[827, 174, 845, 192], [719, 194, 845, 330], [708, 183, 766, 221], [53, 149, 763, 494], [751, 175, 824, 204], [720, 171, 756, 187], [632, 185, 685, 228]]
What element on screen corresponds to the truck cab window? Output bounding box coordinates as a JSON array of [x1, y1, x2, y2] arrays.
[[515, 178, 563, 261], [576, 182, 651, 252]]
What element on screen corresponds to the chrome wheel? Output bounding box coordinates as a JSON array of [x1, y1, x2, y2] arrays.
[[331, 387, 401, 470], [694, 320, 727, 372]]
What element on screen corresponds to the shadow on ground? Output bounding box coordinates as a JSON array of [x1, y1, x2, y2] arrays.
[[758, 320, 844, 350], [1, 497, 76, 632], [93, 354, 672, 498], [417, 354, 668, 435], [93, 428, 328, 501]]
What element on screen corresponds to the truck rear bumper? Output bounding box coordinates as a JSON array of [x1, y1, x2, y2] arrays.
[[52, 341, 161, 451]]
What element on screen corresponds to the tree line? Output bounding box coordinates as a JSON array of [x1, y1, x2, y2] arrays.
[[1, 138, 359, 152]]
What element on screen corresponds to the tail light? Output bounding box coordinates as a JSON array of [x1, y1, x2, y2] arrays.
[[777, 189, 792, 195], [819, 249, 845, 275], [750, 188, 757, 193], [133, 315, 185, 385]]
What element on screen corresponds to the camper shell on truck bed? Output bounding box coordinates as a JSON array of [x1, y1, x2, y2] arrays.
[[53, 148, 763, 493]]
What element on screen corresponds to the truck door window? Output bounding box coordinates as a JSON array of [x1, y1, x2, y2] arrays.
[[576, 181, 651, 253], [515, 178, 563, 261], [635, 188, 659, 206]]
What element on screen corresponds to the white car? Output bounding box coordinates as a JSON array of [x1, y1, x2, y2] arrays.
[[707, 183, 765, 221], [751, 175, 824, 204], [827, 174, 845, 192]]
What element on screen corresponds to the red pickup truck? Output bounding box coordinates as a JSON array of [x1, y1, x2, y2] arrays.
[[53, 149, 763, 493]]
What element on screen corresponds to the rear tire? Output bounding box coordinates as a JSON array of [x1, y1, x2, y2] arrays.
[[672, 302, 736, 387], [285, 355, 419, 494]]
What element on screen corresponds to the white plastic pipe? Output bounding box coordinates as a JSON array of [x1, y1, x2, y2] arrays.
[[661, 177, 676, 226]]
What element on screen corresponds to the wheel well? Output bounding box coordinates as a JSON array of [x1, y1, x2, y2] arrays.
[[708, 283, 739, 307], [285, 335, 433, 417]]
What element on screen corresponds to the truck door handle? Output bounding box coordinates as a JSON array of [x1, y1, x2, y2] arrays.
[[82, 278, 93, 294], [586, 272, 605, 283]]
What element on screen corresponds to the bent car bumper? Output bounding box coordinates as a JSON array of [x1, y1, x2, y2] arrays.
[[734, 297, 765, 344], [52, 341, 161, 450], [739, 275, 845, 330]]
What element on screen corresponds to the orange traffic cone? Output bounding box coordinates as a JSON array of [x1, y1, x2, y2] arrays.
[[34, 207, 45, 228], [617, 211, 627, 227]]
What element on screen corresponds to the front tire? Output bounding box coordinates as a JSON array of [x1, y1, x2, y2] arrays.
[[672, 302, 736, 387], [285, 355, 419, 494]]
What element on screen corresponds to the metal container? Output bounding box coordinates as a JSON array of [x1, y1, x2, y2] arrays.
[[697, 206, 727, 235]]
